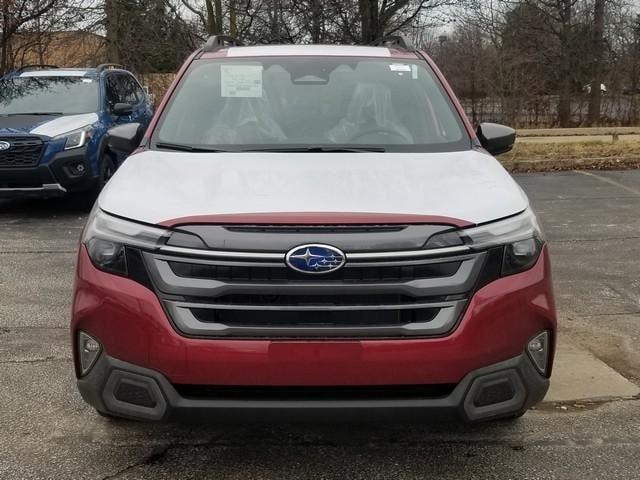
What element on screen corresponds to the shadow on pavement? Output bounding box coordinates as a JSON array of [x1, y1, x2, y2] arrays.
[[0, 197, 92, 217]]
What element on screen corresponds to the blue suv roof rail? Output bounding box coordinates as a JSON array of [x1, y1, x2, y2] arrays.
[[202, 35, 244, 52], [370, 35, 415, 51], [16, 64, 60, 73], [96, 63, 124, 72]]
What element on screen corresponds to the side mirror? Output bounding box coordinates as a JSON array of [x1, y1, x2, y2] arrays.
[[112, 102, 133, 116], [107, 123, 144, 155], [477, 123, 516, 156]]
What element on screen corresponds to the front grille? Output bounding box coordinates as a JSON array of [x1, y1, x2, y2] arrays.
[[137, 225, 498, 339], [169, 260, 461, 282], [0, 137, 45, 168], [174, 383, 457, 401]]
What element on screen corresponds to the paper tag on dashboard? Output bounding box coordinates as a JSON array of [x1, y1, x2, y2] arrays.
[[389, 63, 411, 72], [221, 65, 263, 97]]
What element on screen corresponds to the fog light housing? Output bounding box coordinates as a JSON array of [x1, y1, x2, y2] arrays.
[[78, 331, 102, 375], [69, 162, 86, 175], [527, 331, 550, 376]]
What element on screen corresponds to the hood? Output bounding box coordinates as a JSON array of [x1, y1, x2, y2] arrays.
[[0, 112, 98, 137], [98, 150, 528, 227]]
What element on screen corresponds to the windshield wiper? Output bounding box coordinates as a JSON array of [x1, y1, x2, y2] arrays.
[[243, 146, 386, 153], [1, 112, 64, 116], [154, 143, 385, 153], [155, 142, 230, 153]]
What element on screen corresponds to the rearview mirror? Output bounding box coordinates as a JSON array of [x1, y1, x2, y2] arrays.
[[112, 102, 133, 116], [477, 123, 516, 156], [107, 123, 144, 155]]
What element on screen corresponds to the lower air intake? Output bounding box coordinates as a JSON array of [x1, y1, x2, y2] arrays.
[[114, 380, 157, 408]]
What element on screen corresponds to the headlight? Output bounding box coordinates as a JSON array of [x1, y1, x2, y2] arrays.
[[425, 209, 544, 276], [55, 125, 93, 150], [83, 208, 168, 276]]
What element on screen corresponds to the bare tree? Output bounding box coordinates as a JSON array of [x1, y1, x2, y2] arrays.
[[587, 0, 606, 125], [105, 0, 199, 72], [1, 0, 58, 73]]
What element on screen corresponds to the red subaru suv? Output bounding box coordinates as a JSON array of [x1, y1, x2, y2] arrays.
[[72, 36, 556, 422]]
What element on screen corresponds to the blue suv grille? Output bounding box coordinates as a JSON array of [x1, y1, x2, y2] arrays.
[[0, 137, 45, 168]]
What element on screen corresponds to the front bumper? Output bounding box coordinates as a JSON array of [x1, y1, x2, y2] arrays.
[[78, 351, 549, 422], [72, 244, 556, 422], [0, 146, 96, 197], [73, 245, 556, 386]]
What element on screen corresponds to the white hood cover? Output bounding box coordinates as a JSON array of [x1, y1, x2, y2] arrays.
[[30, 113, 98, 137], [98, 150, 528, 226]]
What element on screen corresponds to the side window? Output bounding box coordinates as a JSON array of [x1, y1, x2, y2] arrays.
[[132, 77, 147, 105], [105, 74, 143, 109], [121, 75, 143, 105], [105, 74, 121, 109]]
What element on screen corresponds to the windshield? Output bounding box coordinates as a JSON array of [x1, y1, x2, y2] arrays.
[[154, 57, 469, 152], [0, 76, 99, 115]]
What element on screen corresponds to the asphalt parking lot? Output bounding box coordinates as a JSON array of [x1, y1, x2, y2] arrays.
[[1, 169, 640, 479]]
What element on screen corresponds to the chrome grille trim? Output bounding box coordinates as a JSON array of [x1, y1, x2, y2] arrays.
[[154, 251, 477, 269], [157, 244, 471, 261], [158, 245, 284, 260], [153, 253, 284, 268], [168, 299, 458, 312], [348, 246, 471, 259]]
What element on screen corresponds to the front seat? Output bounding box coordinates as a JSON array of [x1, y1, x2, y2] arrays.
[[326, 83, 413, 144], [204, 91, 287, 144]]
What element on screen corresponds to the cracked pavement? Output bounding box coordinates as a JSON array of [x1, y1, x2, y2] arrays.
[[1, 170, 640, 479]]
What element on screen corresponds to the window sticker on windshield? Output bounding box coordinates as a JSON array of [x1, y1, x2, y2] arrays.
[[221, 65, 263, 97], [81, 78, 94, 83], [389, 64, 411, 72], [411, 64, 418, 79]]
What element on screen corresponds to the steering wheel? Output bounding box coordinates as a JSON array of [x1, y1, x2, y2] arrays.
[[346, 127, 411, 144]]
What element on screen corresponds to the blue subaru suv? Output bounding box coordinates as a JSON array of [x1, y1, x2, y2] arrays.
[[0, 64, 152, 201]]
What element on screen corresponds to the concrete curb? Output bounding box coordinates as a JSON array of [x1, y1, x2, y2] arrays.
[[543, 342, 640, 404], [500, 156, 640, 173], [517, 127, 640, 137]]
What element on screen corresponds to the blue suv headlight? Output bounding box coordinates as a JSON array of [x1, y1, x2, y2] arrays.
[[55, 125, 93, 150]]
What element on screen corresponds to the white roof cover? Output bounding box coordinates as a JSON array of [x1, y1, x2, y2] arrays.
[[20, 70, 90, 77], [226, 45, 392, 57]]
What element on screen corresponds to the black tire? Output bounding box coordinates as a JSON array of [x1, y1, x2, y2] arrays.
[[73, 154, 117, 209]]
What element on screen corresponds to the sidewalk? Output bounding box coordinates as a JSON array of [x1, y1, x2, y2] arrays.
[[544, 341, 639, 403]]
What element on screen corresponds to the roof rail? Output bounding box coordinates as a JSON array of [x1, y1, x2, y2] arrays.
[[16, 64, 59, 73], [370, 35, 414, 51], [202, 35, 244, 52], [96, 63, 124, 72]]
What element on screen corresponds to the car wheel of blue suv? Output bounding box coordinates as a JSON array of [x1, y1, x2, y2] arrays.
[[74, 154, 116, 208]]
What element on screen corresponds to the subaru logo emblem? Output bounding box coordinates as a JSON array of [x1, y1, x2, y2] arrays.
[[0, 141, 10, 151], [286, 244, 346, 274]]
